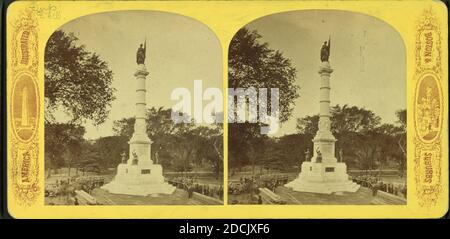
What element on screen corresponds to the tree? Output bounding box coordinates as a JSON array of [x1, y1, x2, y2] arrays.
[[191, 125, 224, 178], [329, 105, 382, 169], [65, 128, 85, 176], [261, 138, 285, 172], [45, 30, 116, 125], [276, 134, 311, 166], [229, 27, 299, 122], [228, 28, 300, 170], [395, 109, 407, 175], [330, 105, 381, 135], [113, 107, 193, 141], [113, 107, 223, 174], [296, 115, 319, 136], [396, 109, 406, 129], [112, 117, 135, 139], [45, 123, 86, 178], [296, 105, 381, 169], [296, 106, 407, 172], [78, 145, 102, 175], [375, 124, 401, 169], [228, 122, 268, 170], [92, 136, 129, 167], [113, 107, 195, 161]]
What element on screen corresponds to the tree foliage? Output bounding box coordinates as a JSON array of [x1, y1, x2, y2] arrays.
[[45, 123, 86, 177], [229, 27, 299, 122], [228, 28, 300, 170], [91, 136, 129, 167], [228, 106, 406, 172], [113, 107, 223, 173], [45, 108, 223, 175], [296, 106, 407, 171], [45, 30, 116, 125], [228, 123, 268, 169]]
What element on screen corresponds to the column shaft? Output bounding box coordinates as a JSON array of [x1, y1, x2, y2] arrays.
[[129, 64, 152, 164]]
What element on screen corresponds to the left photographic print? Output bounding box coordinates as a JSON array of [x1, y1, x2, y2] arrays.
[[44, 11, 224, 205]]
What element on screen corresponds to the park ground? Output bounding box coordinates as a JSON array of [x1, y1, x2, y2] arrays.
[[228, 167, 406, 205], [229, 185, 406, 205], [45, 167, 223, 205]]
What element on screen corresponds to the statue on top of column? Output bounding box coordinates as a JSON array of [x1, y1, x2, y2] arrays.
[[320, 36, 331, 62], [136, 39, 146, 65]]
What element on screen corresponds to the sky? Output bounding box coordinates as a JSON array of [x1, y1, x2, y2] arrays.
[[244, 10, 406, 136], [54, 11, 223, 139]]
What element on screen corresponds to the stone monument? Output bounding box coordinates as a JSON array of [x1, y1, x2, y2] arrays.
[[101, 41, 176, 196], [285, 38, 360, 194]]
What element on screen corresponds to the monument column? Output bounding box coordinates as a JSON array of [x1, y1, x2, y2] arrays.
[[128, 64, 153, 165], [312, 61, 336, 163], [318, 63, 333, 131]]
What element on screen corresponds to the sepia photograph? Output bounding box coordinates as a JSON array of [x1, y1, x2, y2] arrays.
[[44, 11, 224, 205], [227, 10, 407, 205], [5, 0, 448, 220]]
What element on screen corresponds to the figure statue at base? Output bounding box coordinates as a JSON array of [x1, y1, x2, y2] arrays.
[[304, 148, 311, 162], [315, 147, 322, 163], [132, 150, 139, 165], [339, 148, 344, 163], [155, 150, 159, 164], [121, 151, 127, 164]]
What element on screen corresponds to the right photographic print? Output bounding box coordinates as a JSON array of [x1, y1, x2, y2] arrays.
[[228, 10, 407, 205]]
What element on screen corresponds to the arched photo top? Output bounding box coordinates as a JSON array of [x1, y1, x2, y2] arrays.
[[44, 10, 223, 139], [230, 9, 406, 55], [228, 9, 406, 137]]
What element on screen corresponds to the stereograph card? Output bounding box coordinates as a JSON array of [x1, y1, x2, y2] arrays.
[[4, 0, 448, 219]]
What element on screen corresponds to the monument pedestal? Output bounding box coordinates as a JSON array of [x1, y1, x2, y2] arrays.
[[285, 161, 359, 194], [102, 162, 175, 196]]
